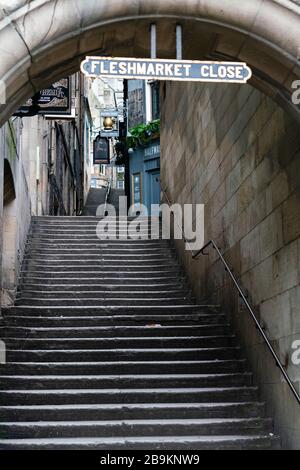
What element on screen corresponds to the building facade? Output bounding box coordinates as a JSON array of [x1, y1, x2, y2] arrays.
[[1, 73, 91, 306], [90, 77, 125, 191], [128, 80, 161, 213]]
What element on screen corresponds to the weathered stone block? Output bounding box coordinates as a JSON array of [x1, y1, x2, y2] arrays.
[[240, 225, 261, 273], [260, 291, 291, 341], [283, 189, 300, 245], [289, 284, 300, 335], [266, 171, 289, 214], [259, 208, 283, 260], [272, 241, 299, 296]]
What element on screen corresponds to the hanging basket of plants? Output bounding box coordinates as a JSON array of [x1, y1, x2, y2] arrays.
[[126, 119, 160, 150]]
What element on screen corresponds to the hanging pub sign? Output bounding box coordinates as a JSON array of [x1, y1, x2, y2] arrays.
[[81, 57, 252, 84], [100, 110, 119, 138], [93, 136, 110, 165], [14, 78, 71, 117]]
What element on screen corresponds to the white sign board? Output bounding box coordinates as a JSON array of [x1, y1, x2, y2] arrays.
[[81, 57, 252, 83]]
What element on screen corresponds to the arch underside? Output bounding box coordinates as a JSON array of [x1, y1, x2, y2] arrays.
[[0, 0, 299, 125]]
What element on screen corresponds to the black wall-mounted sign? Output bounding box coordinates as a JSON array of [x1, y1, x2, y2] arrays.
[[14, 78, 71, 117], [93, 136, 110, 165]]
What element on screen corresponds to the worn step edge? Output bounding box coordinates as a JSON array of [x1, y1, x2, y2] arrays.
[[0, 435, 281, 450]]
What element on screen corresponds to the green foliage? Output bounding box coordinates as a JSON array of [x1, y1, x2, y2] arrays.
[[114, 119, 160, 162], [126, 119, 160, 149]]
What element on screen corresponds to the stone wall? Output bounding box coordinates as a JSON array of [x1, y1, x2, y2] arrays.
[[160, 81, 300, 449], [0, 129, 4, 312], [1, 119, 32, 306]]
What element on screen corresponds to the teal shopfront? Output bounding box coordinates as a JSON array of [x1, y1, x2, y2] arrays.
[[129, 139, 160, 214]]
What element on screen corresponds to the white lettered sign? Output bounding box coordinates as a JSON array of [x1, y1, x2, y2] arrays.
[[81, 57, 252, 83]]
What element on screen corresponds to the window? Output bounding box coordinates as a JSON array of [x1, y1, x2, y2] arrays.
[[151, 81, 160, 120], [117, 180, 124, 190], [132, 173, 142, 206]]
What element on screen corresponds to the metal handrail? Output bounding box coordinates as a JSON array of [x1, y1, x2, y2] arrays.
[[161, 186, 300, 405], [193, 240, 300, 406]]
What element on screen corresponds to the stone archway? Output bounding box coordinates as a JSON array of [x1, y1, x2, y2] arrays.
[[0, 0, 299, 449], [0, 0, 299, 125]]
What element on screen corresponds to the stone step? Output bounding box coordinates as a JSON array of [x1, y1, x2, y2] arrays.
[[5, 347, 241, 362], [31, 228, 156, 235], [15, 298, 195, 307], [4, 314, 227, 327], [0, 324, 230, 338], [35, 226, 158, 231], [23, 265, 180, 272], [16, 290, 192, 300], [22, 266, 182, 274], [31, 216, 153, 221], [25, 261, 176, 268], [2, 305, 220, 316], [18, 283, 191, 297], [19, 277, 187, 286], [18, 278, 191, 290], [26, 243, 170, 252], [31, 222, 156, 227], [3, 335, 234, 349], [29, 237, 168, 245], [30, 229, 155, 233], [24, 252, 176, 258], [0, 401, 264, 421], [21, 271, 183, 278], [23, 265, 180, 273], [19, 282, 188, 292], [0, 435, 281, 450], [30, 237, 160, 243], [30, 234, 160, 241], [24, 253, 178, 264], [0, 418, 273, 439], [30, 224, 157, 230], [31, 217, 155, 223], [19, 288, 192, 297], [0, 373, 252, 390], [30, 224, 163, 229], [31, 218, 157, 222], [31, 220, 155, 225], [29, 221, 158, 226], [0, 387, 258, 406], [37, 261, 173, 270], [24, 255, 174, 262], [31, 224, 156, 230], [0, 359, 247, 375]]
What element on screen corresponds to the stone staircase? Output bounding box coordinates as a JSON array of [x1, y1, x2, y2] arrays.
[[0, 216, 280, 449], [82, 188, 106, 216]]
